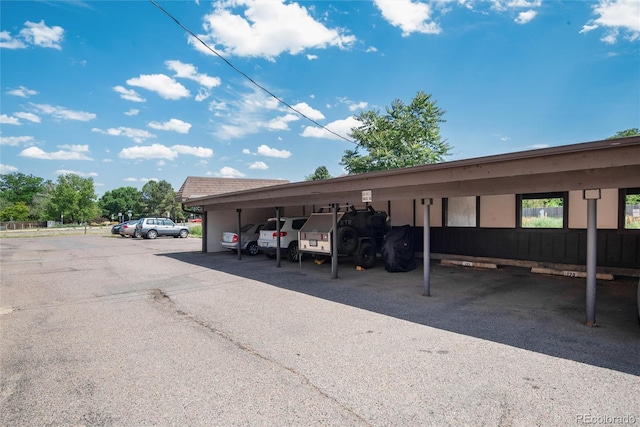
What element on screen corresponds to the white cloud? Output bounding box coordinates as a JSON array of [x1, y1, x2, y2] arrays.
[[148, 118, 192, 134], [0, 163, 18, 174], [0, 114, 20, 125], [249, 161, 268, 170], [212, 86, 281, 140], [55, 169, 98, 177], [113, 86, 146, 103], [14, 112, 41, 123], [0, 135, 35, 146], [30, 103, 96, 121], [7, 86, 38, 98], [195, 88, 211, 102], [491, 0, 542, 12], [306, 54, 318, 60], [119, 144, 178, 160], [256, 144, 292, 158], [515, 10, 537, 24], [124, 109, 139, 116], [165, 60, 221, 88], [126, 74, 190, 100], [20, 20, 64, 49], [191, 0, 356, 60], [267, 113, 300, 130], [339, 98, 369, 112], [19, 144, 92, 160], [0, 31, 26, 49], [1, 21, 63, 49], [580, 0, 640, 43], [301, 116, 361, 141], [217, 166, 245, 178], [92, 127, 156, 143], [171, 145, 214, 158], [291, 102, 325, 120], [242, 148, 251, 154], [374, 0, 441, 36]]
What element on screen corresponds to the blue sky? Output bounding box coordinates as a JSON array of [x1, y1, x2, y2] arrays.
[[1, 0, 638, 196]]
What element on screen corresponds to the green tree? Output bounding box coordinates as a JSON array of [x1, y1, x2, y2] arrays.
[[608, 128, 639, 139], [47, 174, 98, 224], [0, 172, 46, 205], [98, 186, 143, 221], [305, 166, 333, 181], [0, 201, 30, 221], [341, 91, 450, 174], [141, 180, 181, 219]]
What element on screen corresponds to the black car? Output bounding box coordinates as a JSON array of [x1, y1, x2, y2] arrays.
[[111, 222, 125, 234]]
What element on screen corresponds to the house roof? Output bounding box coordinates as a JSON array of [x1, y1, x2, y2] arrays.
[[182, 136, 640, 211], [176, 177, 289, 203]]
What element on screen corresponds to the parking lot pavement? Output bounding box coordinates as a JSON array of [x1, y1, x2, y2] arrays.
[[1, 235, 638, 426]]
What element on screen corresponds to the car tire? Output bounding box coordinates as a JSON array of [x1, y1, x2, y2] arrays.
[[133, 230, 141, 238], [246, 241, 259, 256], [287, 241, 300, 262], [147, 229, 158, 239], [179, 229, 189, 238], [337, 226, 358, 255], [356, 242, 376, 269]]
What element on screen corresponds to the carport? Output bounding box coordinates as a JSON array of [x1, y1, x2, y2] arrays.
[[181, 137, 640, 325]]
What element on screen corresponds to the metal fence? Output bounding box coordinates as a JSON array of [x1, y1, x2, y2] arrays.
[[522, 207, 564, 218]]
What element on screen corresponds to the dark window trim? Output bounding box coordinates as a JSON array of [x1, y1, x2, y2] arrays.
[[619, 187, 640, 232], [442, 196, 480, 228], [518, 191, 568, 230]]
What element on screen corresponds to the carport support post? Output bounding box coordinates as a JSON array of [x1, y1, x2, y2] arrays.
[[276, 207, 282, 268], [584, 189, 601, 326], [236, 209, 242, 261], [422, 199, 432, 296], [332, 203, 339, 279]]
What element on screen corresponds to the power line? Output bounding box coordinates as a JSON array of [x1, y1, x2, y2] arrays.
[[149, 0, 356, 144]]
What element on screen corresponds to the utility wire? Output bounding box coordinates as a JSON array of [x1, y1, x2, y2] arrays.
[[149, 0, 356, 144]]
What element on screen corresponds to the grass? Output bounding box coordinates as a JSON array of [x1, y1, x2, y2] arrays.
[[189, 225, 202, 237], [521, 217, 563, 228]]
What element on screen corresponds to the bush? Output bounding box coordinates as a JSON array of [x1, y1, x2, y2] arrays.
[[189, 225, 202, 237]]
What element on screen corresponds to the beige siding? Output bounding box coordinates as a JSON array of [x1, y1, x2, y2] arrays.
[[480, 195, 516, 228], [568, 189, 618, 229], [389, 199, 413, 226]]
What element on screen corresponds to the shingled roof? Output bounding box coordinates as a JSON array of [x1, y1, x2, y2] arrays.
[[176, 176, 290, 203]]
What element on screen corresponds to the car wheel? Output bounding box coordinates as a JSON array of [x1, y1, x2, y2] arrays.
[[147, 229, 158, 239], [133, 230, 141, 238], [287, 241, 300, 262], [179, 229, 189, 238], [120, 234, 127, 238], [356, 242, 376, 269], [246, 241, 259, 256]]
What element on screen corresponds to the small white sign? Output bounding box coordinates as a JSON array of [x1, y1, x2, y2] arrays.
[[633, 209, 640, 218], [362, 190, 372, 203]]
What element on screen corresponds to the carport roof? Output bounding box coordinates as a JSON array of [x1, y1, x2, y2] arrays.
[[182, 136, 640, 211], [176, 177, 289, 203]]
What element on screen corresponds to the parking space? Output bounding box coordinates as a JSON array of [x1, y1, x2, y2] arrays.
[[1, 234, 638, 425]]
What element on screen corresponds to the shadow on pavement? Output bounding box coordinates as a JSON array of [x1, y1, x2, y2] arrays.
[[160, 250, 640, 376]]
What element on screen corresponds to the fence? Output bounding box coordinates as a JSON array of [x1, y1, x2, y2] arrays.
[[0, 221, 48, 231], [522, 207, 563, 218]]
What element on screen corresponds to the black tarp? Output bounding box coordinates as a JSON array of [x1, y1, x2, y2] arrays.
[[381, 225, 416, 272]]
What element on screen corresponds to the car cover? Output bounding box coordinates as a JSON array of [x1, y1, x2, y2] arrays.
[[381, 225, 416, 272]]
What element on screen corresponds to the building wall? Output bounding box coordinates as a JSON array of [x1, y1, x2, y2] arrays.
[[568, 189, 618, 229], [206, 207, 274, 253], [480, 195, 517, 228]]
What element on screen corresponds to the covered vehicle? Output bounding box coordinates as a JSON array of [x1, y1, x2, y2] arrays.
[[381, 225, 416, 272], [221, 223, 264, 256]]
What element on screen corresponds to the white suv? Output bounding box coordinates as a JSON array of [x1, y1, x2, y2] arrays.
[[257, 216, 308, 262]]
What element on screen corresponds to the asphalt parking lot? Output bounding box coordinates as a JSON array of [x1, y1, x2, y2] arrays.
[[1, 232, 638, 426]]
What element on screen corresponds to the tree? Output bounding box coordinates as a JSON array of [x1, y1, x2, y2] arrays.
[[141, 180, 181, 218], [608, 128, 639, 139], [0, 172, 46, 205], [0, 201, 30, 221], [305, 166, 333, 181], [98, 186, 144, 221], [47, 174, 98, 223], [341, 91, 450, 174]]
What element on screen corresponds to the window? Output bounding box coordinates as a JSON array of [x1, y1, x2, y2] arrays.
[[518, 192, 566, 228], [444, 196, 478, 227], [620, 188, 640, 230]]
